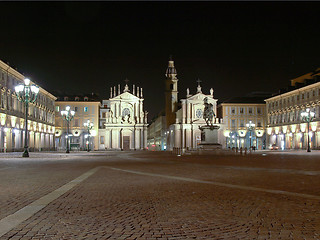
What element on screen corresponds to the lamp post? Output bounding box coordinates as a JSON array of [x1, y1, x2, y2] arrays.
[[301, 108, 315, 152], [15, 78, 39, 157], [84, 120, 93, 152], [61, 106, 75, 153], [246, 120, 255, 150]]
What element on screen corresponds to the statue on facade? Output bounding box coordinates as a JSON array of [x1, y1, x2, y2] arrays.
[[203, 97, 215, 126]]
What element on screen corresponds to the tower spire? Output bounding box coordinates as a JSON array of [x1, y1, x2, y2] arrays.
[[165, 56, 179, 128], [165, 55, 177, 79]]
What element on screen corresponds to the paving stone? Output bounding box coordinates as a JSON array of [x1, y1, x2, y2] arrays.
[[0, 151, 320, 239]]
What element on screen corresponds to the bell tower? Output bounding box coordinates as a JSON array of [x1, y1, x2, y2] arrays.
[[165, 56, 178, 128]]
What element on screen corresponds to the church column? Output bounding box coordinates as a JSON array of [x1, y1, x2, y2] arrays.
[[135, 128, 140, 149], [113, 103, 116, 123], [185, 126, 191, 150], [191, 127, 195, 149], [105, 130, 110, 149], [134, 103, 137, 121], [187, 102, 191, 124], [140, 101, 143, 123], [182, 100, 186, 124], [174, 125, 181, 148], [181, 127, 185, 149], [119, 129, 122, 150], [119, 103, 121, 122]]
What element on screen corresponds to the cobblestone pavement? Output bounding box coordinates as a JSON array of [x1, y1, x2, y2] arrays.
[[0, 151, 320, 239]]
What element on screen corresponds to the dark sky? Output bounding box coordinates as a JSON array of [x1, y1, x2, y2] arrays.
[[1, 2, 320, 120]]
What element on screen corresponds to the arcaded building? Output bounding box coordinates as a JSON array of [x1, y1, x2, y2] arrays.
[[0, 59, 56, 152], [265, 70, 320, 150]]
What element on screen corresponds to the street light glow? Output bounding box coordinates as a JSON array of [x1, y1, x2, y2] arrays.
[[61, 106, 75, 153], [14, 78, 39, 157], [24, 78, 30, 85]]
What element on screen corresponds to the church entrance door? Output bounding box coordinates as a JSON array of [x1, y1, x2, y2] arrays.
[[123, 136, 130, 150]]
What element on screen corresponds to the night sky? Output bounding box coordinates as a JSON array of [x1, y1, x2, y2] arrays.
[[1, 2, 320, 120]]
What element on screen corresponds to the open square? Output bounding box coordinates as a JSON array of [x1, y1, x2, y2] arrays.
[[0, 151, 319, 239]]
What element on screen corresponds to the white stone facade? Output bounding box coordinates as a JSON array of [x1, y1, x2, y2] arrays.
[[99, 84, 148, 150], [166, 85, 223, 151], [160, 58, 223, 151]]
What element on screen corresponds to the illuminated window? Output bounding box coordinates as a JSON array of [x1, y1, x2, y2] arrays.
[[100, 136, 105, 144], [240, 108, 244, 114], [84, 107, 88, 112], [231, 107, 235, 114], [55, 106, 59, 112]]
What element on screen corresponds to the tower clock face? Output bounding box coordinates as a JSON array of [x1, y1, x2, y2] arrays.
[[196, 109, 203, 118]]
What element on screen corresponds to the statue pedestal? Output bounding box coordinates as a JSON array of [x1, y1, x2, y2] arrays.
[[199, 125, 222, 150]]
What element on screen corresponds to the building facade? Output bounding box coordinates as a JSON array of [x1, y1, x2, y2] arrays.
[[147, 115, 166, 151], [150, 58, 223, 151], [55, 95, 100, 151], [265, 72, 320, 150], [99, 83, 148, 150], [218, 96, 268, 150], [0, 60, 56, 152]]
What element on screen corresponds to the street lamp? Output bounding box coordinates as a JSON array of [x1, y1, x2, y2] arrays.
[[61, 106, 75, 153], [84, 120, 93, 152], [246, 120, 255, 150], [15, 78, 39, 157], [301, 108, 315, 152]]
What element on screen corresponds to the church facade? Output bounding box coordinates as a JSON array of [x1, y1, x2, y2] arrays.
[[99, 83, 148, 150], [149, 58, 224, 151]]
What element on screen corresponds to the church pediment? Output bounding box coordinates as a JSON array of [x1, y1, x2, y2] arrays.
[[187, 93, 214, 102], [111, 92, 140, 101]]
